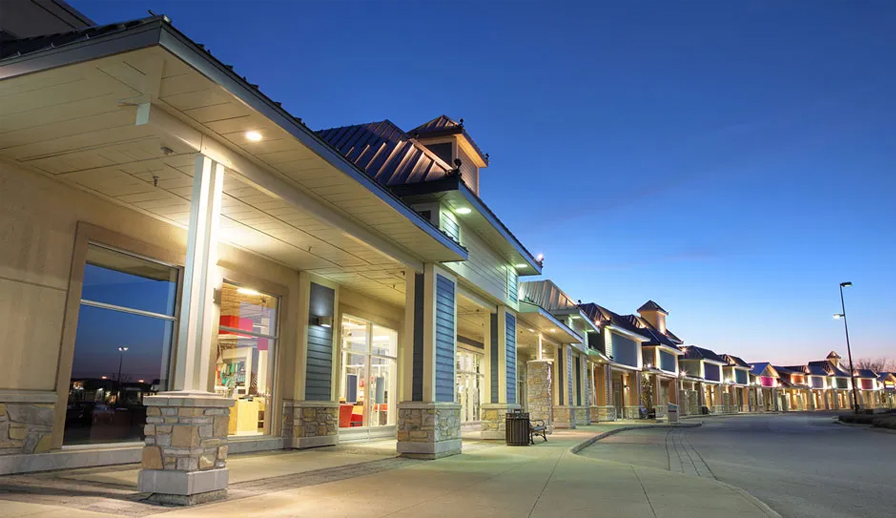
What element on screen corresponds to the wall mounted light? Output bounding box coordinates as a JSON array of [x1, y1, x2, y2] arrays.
[[311, 315, 333, 328], [237, 287, 262, 296]]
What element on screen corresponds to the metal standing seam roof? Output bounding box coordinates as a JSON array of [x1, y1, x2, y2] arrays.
[[317, 120, 456, 187], [680, 345, 726, 364], [855, 369, 878, 379], [623, 315, 681, 348], [638, 300, 668, 314], [808, 360, 852, 378], [410, 115, 489, 166], [578, 303, 650, 340], [750, 362, 775, 377], [724, 354, 752, 369], [0, 15, 161, 59]]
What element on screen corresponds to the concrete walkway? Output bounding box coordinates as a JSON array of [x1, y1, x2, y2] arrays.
[[0, 425, 778, 518]]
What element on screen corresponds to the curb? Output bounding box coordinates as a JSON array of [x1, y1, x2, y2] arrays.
[[717, 480, 783, 518], [568, 423, 702, 454]]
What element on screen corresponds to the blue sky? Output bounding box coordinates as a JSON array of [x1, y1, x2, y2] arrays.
[[74, 1, 896, 365]]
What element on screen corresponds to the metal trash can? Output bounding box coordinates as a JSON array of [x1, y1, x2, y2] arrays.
[[505, 411, 530, 446], [667, 403, 680, 424]]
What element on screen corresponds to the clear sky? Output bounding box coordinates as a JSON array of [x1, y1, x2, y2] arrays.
[[73, 0, 896, 365]]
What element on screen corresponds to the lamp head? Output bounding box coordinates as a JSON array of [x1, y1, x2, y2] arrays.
[[840, 282, 852, 288], [833, 314, 844, 320]]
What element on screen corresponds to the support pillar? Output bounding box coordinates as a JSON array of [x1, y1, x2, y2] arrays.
[[397, 265, 461, 458], [553, 345, 577, 428], [139, 155, 234, 505], [481, 306, 521, 439]]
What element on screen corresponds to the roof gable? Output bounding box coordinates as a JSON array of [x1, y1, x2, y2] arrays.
[[638, 300, 668, 314], [681, 345, 726, 364], [410, 115, 489, 166], [724, 354, 751, 369]]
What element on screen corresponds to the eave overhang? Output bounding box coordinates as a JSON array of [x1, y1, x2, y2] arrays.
[[390, 176, 542, 274], [517, 301, 581, 344], [0, 17, 468, 266]]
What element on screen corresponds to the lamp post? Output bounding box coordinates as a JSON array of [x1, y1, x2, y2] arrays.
[[833, 281, 859, 414], [117, 346, 129, 403]]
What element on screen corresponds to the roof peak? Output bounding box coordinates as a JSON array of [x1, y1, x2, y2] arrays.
[[826, 351, 841, 359], [638, 300, 668, 314]]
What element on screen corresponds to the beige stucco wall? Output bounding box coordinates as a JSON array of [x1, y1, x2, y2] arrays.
[[0, 159, 301, 405]]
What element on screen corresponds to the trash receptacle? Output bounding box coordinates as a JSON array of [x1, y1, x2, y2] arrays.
[[667, 403, 679, 424], [505, 411, 530, 446]]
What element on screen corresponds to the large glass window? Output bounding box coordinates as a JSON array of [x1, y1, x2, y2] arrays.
[[66, 244, 178, 445], [215, 282, 278, 436], [339, 316, 398, 429], [456, 349, 484, 423]]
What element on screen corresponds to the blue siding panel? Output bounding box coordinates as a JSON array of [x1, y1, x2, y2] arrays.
[[305, 283, 334, 401], [505, 313, 516, 404], [435, 275, 456, 403], [507, 268, 518, 303], [490, 313, 498, 404], [412, 274, 424, 401], [611, 333, 638, 367]]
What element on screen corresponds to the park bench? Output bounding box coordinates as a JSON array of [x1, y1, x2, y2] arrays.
[[529, 419, 547, 444]]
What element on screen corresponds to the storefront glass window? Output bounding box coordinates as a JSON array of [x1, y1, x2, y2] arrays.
[[339, 316, 398, 429], [215, 282, 278, 436], [66, 244, 178, 445], [456, 349, 484, 422]]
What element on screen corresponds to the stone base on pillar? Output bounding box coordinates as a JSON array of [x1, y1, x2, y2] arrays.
[[138, 392, 234, 505], [480, 403, 521, 440], [396, 402, 461, 459], [552, 406, 578, 429], [623, 406, 641, 419], [282, 400, 339, 449], [593, 406, 617, 422]]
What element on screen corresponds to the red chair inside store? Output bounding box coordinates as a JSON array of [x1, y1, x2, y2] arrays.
[[339, 404, 364, 427]]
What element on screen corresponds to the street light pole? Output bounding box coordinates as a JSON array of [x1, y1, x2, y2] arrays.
[[835, 282, 859, 414], [117, 346, 129, 403]]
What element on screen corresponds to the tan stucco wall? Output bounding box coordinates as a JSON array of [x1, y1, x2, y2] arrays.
[[0, 159, 301, 403]]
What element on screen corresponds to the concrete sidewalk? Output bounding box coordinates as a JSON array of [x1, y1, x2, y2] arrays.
[[0, 425, 778, 518]]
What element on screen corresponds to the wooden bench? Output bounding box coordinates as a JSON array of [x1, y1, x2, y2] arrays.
[[529, 419, 547, 444]]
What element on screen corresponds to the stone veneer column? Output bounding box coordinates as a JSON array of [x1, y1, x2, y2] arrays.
[[282, 401, 338, 448], [396, 402, 461, 459], [526, 360, 553, 431], [0, 391, 57, 456], [138, 392, 234, 505]]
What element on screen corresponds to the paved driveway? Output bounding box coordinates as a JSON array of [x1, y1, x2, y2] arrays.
[[581, 413, 896, 518]]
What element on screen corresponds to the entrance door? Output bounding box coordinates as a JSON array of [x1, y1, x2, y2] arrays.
[[612, 374, 624, 417], [338, 316, 398, 441]]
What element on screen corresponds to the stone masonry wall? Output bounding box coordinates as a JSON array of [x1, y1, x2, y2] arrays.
[[526, 360, 552, 427], [0, 402, 55, 455], [282, 402, 338, 440], [142, 405, 230, 472], [397, 404, 460, 444], [594, 406, 616, 422], [480, 404, 520, 439]]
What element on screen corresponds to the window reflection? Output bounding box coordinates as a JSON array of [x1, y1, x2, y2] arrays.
[[66, 244, 177, 445], [339, 316, 397, 429]]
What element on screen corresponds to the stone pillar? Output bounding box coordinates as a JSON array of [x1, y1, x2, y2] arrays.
[[397, 265, 461, 458], [481, 306, 521, 439], [282, 401, 338, 448], [526, 360, 553, 430], [138, 393, 234, 505], [0, 391, 57, 455], [139, 155, 235, 504]]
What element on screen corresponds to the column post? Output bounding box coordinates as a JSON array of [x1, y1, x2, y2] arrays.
[[481, 306, 520, 439], [396, 264, 461, 458], [139, 155, 235, 505]]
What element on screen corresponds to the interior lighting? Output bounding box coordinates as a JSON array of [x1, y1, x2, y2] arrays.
[[245, 130, 263, 142], [237, 287, 262, 296], [454, 207, 472, 215]]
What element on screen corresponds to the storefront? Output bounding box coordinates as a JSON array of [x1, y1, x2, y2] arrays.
[[337, 315, 398, 441]]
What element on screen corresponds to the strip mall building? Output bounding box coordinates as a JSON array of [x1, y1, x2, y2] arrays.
[[0, 1, 893, 505]]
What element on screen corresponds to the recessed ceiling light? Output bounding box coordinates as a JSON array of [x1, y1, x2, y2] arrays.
[[454, 207, 472, 215], [514, 263, 528, 269], [245, 130, 263, 142]]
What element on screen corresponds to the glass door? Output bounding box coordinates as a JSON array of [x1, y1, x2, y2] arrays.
[[339, 316, 398, 436]]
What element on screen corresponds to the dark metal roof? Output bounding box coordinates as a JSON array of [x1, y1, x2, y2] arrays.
[[750, 362, 775, 377], [0, 15, 162, 60], [317, 120, 454, 187], [783, 365, 810, 374], [638, 300, 668, 314], [579, 303, 650, 340], [808, 360, 851, 377], [410, 115, 489, 166], [724, 354, 751, 369], [806, 363, 832, 377], [680, 345, 726, 364], [855, 369, 878, 379], [826, 351, 841, 359], [622, 315, 680, 347]]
